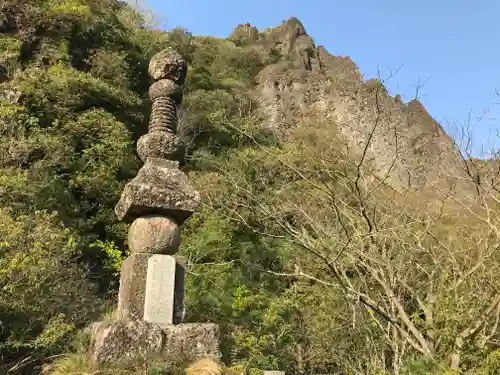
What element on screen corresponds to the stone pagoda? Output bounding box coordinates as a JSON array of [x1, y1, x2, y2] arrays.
[[90, 48, 220, 365]]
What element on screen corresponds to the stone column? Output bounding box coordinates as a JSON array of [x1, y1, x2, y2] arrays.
[[91, 48, 220, 365], [114, 48, 196, 327]]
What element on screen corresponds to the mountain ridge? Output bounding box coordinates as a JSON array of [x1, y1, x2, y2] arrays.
[[227, 17, 477, 202]]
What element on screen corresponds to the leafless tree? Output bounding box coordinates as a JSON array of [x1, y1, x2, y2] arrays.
[[200, 71, 500, 373]]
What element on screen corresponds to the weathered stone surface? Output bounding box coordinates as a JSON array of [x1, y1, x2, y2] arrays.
[[137, 131, 184, 162], [262, 17, 307, 59], [144, 254, 176, 325], [148, 95, 179, 134], [91, 321, 221, 364], [117, 253, 151, 322], [143, 255, 185, 325], [229, 23, 260, 44], [163, 323, 221, 360], [173, 261, 185, 324], [149, 47, 187, 84], [90, 320, 163, 363], [149, 79, 183, 101], [253, 18, 476, 202], [128, 216, 181, 254], [115, 158, 200, 224]]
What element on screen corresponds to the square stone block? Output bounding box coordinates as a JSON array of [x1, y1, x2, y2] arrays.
[[118, 253, 185, 325], [163, 323, 221, 361], [91, 320, 221, 365], [90, 320, 163, 363], [117, 253, 151, 322]]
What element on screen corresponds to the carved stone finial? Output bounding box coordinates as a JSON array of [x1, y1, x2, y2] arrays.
[[148, 48, 187, 84], [148, 79, 182, 134], [138, 48, 188, 162]]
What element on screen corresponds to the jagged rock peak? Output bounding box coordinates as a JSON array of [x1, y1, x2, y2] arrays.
[[228, 18, 363, 79], [229, 23, 259, 44], [263, 17, 307, 40], [228, 17, 308, 47], [249, 19, 474, 200]]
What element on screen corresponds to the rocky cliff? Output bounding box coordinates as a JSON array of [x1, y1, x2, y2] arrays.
[[229, 18, 476, 202]]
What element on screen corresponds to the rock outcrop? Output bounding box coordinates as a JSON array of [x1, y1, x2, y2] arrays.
[[233, 18, 476, 202]]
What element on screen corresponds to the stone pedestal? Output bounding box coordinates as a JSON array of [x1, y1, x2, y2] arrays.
[[91, 321, 220, 365]]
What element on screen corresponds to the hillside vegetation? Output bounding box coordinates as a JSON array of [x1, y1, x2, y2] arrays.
[[1, 1, 500, 375]]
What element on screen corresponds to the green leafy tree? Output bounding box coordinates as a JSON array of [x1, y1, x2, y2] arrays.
[[0, 208, 99, 374]]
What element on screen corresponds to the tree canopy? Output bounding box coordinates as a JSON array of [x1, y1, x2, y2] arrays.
[[1, 1, 500, 375]]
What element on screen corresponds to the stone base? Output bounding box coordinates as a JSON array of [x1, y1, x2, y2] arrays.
[[90, 320, 220, 365], [117, 253, 151, 322]]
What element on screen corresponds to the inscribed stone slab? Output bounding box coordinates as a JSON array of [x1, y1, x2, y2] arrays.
[[144, 254, 176, 325]]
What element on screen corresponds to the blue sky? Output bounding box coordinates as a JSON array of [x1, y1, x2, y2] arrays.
[[144, 0, 500, 157]]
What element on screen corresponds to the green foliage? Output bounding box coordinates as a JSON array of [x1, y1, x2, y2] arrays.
[[20, 65, 143, 126], [469, 350, 500, 375], [0, 35, 21, 53], [43, 0, 90, 17], [402, 358, 443, 375], [33, 314, 75, 350], [85, 48, 132, 88], [90, 240, 129, 275], [167, 27, 196, 59], [0, 0, 280, 372], [2, 1, 499, 375], [0, 1, 165, 372], [200, 116, 500, 374], [268, 47, 282, 64], [0, 209, 100, 373], [0, 103, 137, 253], [484, 351, 500, 374], [179, 208, 296, 370]]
